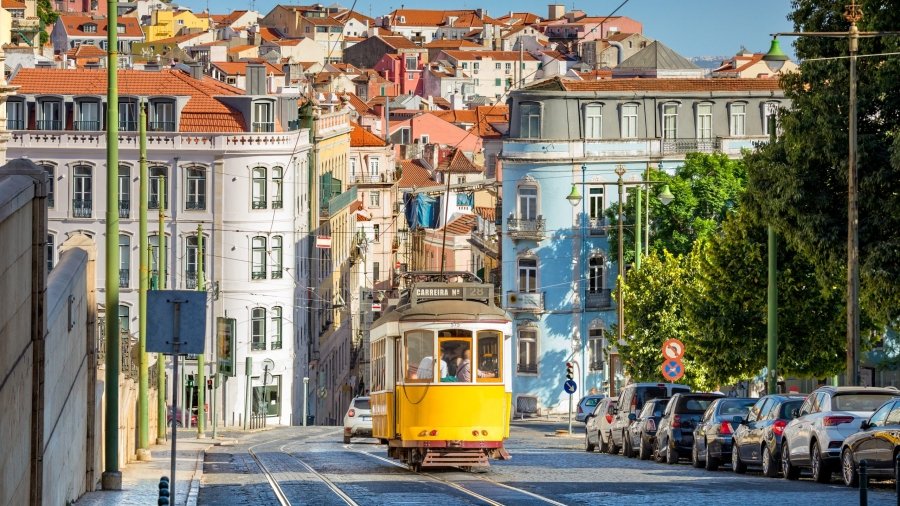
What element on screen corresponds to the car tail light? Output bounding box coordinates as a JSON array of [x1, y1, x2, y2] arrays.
[[672, 414, 681, 428], [823, 416, 854, 426], [348, 409, 356, 417], [429, 429, 438, 436], [646, 418, 656, 431], [577, 405, 583, 414], [631, 396, 637, 413], [719, 421, 732, 435], [772, 419, 787, 436], [606, 414, 613, 424]]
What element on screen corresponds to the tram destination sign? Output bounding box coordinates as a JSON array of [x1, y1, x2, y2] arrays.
[[411, 283, 493, 304]]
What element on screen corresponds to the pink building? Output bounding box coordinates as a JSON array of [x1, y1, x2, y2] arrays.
[[374, 52, 423, 96], [388, 113, 482, 158], [54, 0, 106, 15]]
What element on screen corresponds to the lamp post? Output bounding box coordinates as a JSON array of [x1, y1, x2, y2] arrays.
[[567, 164, 673, 397], [566, 164, 588, 402], [762, 0, 900, 386]]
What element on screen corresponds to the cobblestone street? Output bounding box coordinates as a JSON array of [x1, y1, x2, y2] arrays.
[[197, 420, 897, 505]]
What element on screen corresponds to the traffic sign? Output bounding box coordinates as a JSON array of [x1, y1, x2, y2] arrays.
[[660, 359, 685, 382], [662, 338, 685, 360], [563, 380, 577, 394]]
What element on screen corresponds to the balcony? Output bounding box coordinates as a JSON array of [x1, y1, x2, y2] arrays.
[[7, 119, 24, 130], [148, 198, 164, 210], [186, 197, 206, 210], [74, 120, 101, 131], [185, 271, 198, 289], [588, 217, 608, 237], [251, 339, 265, 351], [662, 138, 719, 154], [507, 217, 545, 241], [73, 199, 92, 218], [393, 201, 402, 216], [37, 120, 62, 130], [251, 270, 266, 280], [469, 231, 499, 257], [252, 122, 275, 133], [119, 269, 129, 288], [506, 291, 544, 313], [517, 363, 538, 374], [252, 199, 266, 209], [119, 120, 137, 131], [271, 269, 283, 279], [586, 289, 613, 309], [349, 173, 393, 184], [149, 121, 176, 132], [119, 199, 130, 218]]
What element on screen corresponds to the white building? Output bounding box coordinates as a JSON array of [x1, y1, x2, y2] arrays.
[[437, 50, 540, 102], [7, 66, 312, 426]]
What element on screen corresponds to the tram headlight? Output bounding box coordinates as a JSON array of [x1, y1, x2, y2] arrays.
[[429, 429, 438, 436], [481, 430, 488, 436]]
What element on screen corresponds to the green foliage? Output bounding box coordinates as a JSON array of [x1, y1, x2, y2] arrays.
[[606, 152, 747, 268], [37, 0, 58, 46], [743, 0, 900, 326]]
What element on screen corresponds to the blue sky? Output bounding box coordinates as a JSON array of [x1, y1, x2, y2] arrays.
[[175, 0, 796, 59]]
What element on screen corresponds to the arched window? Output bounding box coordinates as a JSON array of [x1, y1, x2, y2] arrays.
[[119, 234, 131, 288], [251, 236, 266, 279], [149, 166, 168, 210], [186, 167, 206, 210], [73, 165, 93, 218], [271, 236, 283, 279], [252, 167, 267, 209], [251, 308, 266, 350], [271, 167, 283, 209], [118, 165, 131, 219], [271, 307, 283, 350], [517, 325, 538, 374]]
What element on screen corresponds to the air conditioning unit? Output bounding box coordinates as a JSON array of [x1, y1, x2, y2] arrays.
[[507, 292, 519, 305]]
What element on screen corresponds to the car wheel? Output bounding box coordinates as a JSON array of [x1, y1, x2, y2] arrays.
[[761, 444, 779, 478], [810, 442, 831, 483], [343, 435, 351, 444], [599, 431, 610, 453], [781, 442, 800, 480], [608, 433, 620, 455], [624, 434, 634, 458], [705, 445, 720, 471], [666, 442, 679, 465], [692, 444, 703, 468], [585, 433, 596, 453], [841, 448, 858, 487], [639, 437, 652, 460], [732, 445, 747, 474]]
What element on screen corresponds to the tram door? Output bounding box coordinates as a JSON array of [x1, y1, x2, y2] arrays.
[[394, 337, 402, 437]]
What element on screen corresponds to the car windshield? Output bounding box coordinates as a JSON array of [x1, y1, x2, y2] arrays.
[[637, 387, 668, 405], [832, 393, 896, 412], [778, 400, 804, 419], [678, 396, 717, 413], [355, 398, 371, 410], [718, 399, 756, 417], [583, 396, 602, 407]]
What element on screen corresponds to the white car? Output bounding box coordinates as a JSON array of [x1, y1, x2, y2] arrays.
[[585, 397, 617, 452], [342, 396, 372, 444], [781, 386, 898, 483]]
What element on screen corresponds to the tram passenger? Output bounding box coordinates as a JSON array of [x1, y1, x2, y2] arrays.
[[458, 349, 496, 381], [415, 354, 448, 380]]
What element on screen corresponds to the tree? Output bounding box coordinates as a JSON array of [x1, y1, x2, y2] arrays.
[[606, 152, 747, 268], [37, 0, 58, 46], [684, 211, 847, 384], [743, 0, 900, 326]]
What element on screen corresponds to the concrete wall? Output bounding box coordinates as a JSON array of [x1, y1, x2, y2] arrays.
[[0, 173, 36, 506]]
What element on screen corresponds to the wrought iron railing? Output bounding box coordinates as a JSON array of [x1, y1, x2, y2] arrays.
[[251, 338, 265, 351], [588, 217, 608, 236], [252, 200, 266, 209], [662, 138, 719, 154], [186, 197, 206, 210], [271, 339, 282, 350], [119, 120, 137, 131], [271, 200, 283, 209], [149, 121, 176, 132], [252, 122, 274, 133], [73, 199, 92, 218], [271, 269, 283, 279], [507, 217, 546, 240], [517, 363, 538, 374], [586, 289, 612, 309], [119, 199, 130, 218], [251, 270, 266, 280], [74, 120, 101, 131], [7, 119, 24, 130], [185, 271, 198, 289], [37, 120, 62, 130], [119, 269, 129, 288]]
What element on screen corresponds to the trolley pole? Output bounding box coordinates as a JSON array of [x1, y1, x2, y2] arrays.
[[196, 224, 206, 438], [137, 98, 150, 461], [156, 177, 168, 444]]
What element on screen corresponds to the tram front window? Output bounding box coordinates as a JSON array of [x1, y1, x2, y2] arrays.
[[406, 330, 436, 382], [439, 329, 473, 382], [476, 331, 501, 382]]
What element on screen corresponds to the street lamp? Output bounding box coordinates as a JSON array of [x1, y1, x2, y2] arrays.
[[566, 164, 588, 431], [762, 0, 900, 386]]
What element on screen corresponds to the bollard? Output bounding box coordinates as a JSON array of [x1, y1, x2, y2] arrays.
[[860, 460, 868, 505], [158, 498, 169, 506]]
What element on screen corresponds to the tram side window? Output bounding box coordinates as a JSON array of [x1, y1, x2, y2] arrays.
[[438, 329, 473, 383], [406, 330, 435, 382], [476, 331, 502, 382], [371, 339, 385, 391]]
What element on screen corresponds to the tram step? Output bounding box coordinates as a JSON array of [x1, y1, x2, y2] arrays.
[[422, 450, 490, 468]]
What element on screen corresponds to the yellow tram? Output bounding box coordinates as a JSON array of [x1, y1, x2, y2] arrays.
[[369, 272, 513, 470]]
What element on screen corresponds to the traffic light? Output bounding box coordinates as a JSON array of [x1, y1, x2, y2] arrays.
[[207, 378, 213, 390], [187, 374, 194, 388], [565, 362, 574, 380]]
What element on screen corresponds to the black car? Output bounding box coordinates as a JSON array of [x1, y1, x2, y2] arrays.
[[731, 394, 805, 477], [625, 397, 670, 460], [655, 392, 723, 464], [692, 397, 757, 471], [607, 382, 690, 455], [840, 397, 900, 487]]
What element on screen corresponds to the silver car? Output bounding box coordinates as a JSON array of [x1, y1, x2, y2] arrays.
[[781, 386, 898, 483], [342, 396, 372, 443], [585, 397, 617, 452]]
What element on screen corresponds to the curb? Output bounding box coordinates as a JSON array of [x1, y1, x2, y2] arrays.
[[185, 444, 212, 506]]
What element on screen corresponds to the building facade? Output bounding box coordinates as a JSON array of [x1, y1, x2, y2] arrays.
[[500, 76, 785, 415]]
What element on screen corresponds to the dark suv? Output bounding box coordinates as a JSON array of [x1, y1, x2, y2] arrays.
[[608, 382, 690, 455], [655, 392, 723, 464]]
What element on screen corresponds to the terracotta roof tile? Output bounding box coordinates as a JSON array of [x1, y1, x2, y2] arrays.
[[428, 109, 477, 124], [65, 45, 106, 58], [227, 44, 258, 54], [437, 149, 482, 173], [424, 39, 482, 49], [441, 213, 476, 234], [2, 0, 26, 9], [58, 14, 143, 38], [526, 76, 783, 93], [379, 35, 420, 50], [475, 206, 495, 222], [388, 9, 482, 27], [350, 122, 388, 147], [10, 68, 246, 133], [398, 159, 435, 188], [442, 50, 538, 62], [211, 61, 284, 76]]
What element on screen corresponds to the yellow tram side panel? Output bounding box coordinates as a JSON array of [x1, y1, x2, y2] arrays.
[[374, 385, 511, 442]]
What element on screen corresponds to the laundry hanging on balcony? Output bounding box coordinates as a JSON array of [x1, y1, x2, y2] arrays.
[[403, 192, 440, 230]]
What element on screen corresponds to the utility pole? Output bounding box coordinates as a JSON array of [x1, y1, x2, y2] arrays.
[[102, 0, 122, 490], [634, 186, 642, 271], [612, 164, 626, 398], [137, 99, 150, 460], [196, 224, 206, 437], [767, 114, 778, 395], [156, 172, 168, 444]]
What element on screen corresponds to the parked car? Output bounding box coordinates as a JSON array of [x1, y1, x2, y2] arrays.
[[167, 406, 197, 428], [625, 397, 670, 460], [692, 397, 757, 471], [732, 394, 805, 477], [781, 386, 898, 483], [585, 397, 618, 452], [576, 394, 607, 423], [343, 396, 372, 444], [608, 382, 691, 455], [655, 392, 723, 464], [840, 397, 900, 487]]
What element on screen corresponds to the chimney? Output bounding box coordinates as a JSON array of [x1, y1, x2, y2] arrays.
[[189, 61, 204, 80], [548, 3, 565, 20], [246, 62, 266, 95]]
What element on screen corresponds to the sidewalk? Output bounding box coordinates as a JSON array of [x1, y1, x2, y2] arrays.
[[75, 430, 231, 506]]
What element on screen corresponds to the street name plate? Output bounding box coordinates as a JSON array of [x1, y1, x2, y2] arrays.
[[147, 290, 207, 355]]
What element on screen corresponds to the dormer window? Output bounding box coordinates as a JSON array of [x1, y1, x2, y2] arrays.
[[119, 99, 137, 131], [82, 23, 97, 33], [149, 100, 175, 132], [252, 101, 274, 133], [117, 23, 126, 34], [37, 98, 62, 130], [75, 100, 102, 131], [7, 99, 25, 130]]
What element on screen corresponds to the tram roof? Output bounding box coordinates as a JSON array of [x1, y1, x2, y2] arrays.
[[372, 299, 510, 326]]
